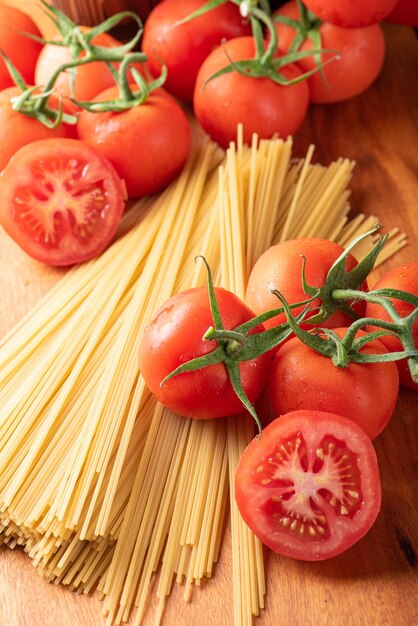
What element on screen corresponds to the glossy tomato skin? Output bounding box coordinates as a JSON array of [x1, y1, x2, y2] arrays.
[[0, 138, 126, 266], [35, 27, 131, 101], [138, 287, 271, 419], [235, 409, 381, 561], [302, 0, 398, 28], [266, 328, 399, 439], [246, 238, 367, 331], [385, 0, 418, 26], [274, 1, 385, 103], [193, 37, 309, 149], [366, 262, 418, 390], [0, 87, 77, 172], [142, 0, 252, 102], [77, 87, 190, 198], [0, 5, 42, 90]]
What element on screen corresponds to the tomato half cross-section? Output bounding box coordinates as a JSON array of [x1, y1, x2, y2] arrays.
[[235, 410, 381, 561], [0, 138, 126, 266]]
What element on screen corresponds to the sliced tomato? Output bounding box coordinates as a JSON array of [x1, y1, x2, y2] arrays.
[[0, 138, 126, 266], [235, 410, 381, 561]]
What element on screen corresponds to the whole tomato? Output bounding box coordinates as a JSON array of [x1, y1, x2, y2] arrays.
[[0, 86, 77, 172], [273, 1, 385, 103], [0, 5, 42, 90], [193, 36, 309, 149], [245, 238, 367, 331], [366, 262, 418, 390], [35, 27, 132, 101], [385, 0, 418, 26], [77, 87, 190, 198], [138, 286, 271, 419], [301, 0, 399, 28], [266, 328, 400, 439], [142, 0, 252, 102]]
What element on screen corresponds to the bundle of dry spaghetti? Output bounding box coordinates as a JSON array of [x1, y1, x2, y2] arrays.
[[0, 129, 406, 626]]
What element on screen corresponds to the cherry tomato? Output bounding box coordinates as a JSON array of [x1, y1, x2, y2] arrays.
[[0, 138, 126, 266], [193, 36, 309, 149], [266, 328, 399, 439], [385, 0, 418, 26], [77, 87, 190, 198], [0, 5, 42, 90], [142, 0, 252, 102], [0, 86, 77, 172], [302, 0, 398, 28], [366, 262, 418, 390], [245, 238, 367, 331], [274, 1, 385, 103], [235, 409, 381, 561], [138, 286, 270, 419], [35, 27, 130, 101]]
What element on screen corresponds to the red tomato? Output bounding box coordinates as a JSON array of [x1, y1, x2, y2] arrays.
[[385, 0, 418, 25], [193, 36, 309, 149], [142, 0, 252, 102], [77, 87, 190, 198], [302, 0, 398, 28], [245, 238, 367, 331], [274, 1, 385, 103], [0, 86, 77, 172], [366, 262, 418, 390], [235, 409, 381, 561], [35, 27, 130, 101], [266, 328, 399, 439], [138, 287, 270, 419], [0, 138, 126, 266], [0, 5, 42, 90]]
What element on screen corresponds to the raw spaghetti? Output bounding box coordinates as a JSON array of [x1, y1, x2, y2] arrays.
[[0, 128, 406, 626]]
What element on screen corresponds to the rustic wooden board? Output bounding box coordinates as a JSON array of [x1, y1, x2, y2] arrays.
[[0, 8, 417, 626]]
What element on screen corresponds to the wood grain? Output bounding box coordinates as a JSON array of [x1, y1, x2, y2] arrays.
[[0, 11, 417, 626]]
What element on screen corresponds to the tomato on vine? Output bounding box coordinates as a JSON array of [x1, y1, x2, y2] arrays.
[[138, 285, 271, 421], [266, 328, 399, 439], [366, 262, 418, 390], [193, 36, 309, 148], [0, 86, 77, 172], [273, 1, 385, 103], [301, 0, 399, 28], [77, 85, 191, 198], [245, 238, 368, 331], [142, 0, 252, 102], [0, 4, 42, 91]]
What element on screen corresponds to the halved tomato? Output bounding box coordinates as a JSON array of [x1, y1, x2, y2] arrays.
[[0, 138, 126, 266], [235, 410, 381, 561]]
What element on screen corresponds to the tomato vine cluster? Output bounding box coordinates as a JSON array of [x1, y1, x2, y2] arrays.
[[0, 1, 415, 266], [138, 229, 418, 561]]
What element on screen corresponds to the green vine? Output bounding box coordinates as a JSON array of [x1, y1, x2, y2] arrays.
[[162, 230, 418, 432], [4, 1, 165, 127]]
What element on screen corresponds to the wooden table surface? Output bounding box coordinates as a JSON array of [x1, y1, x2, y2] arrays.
[[0, 5, 417, 626]]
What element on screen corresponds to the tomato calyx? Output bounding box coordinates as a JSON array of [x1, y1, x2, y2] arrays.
[[189, 1, 335, 88], [301, 224, 387, 324], [161, 257, 305, 433], [274, 286, 418, 378], [273, 0, 337, 85], [7, 2, 164, 124]]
